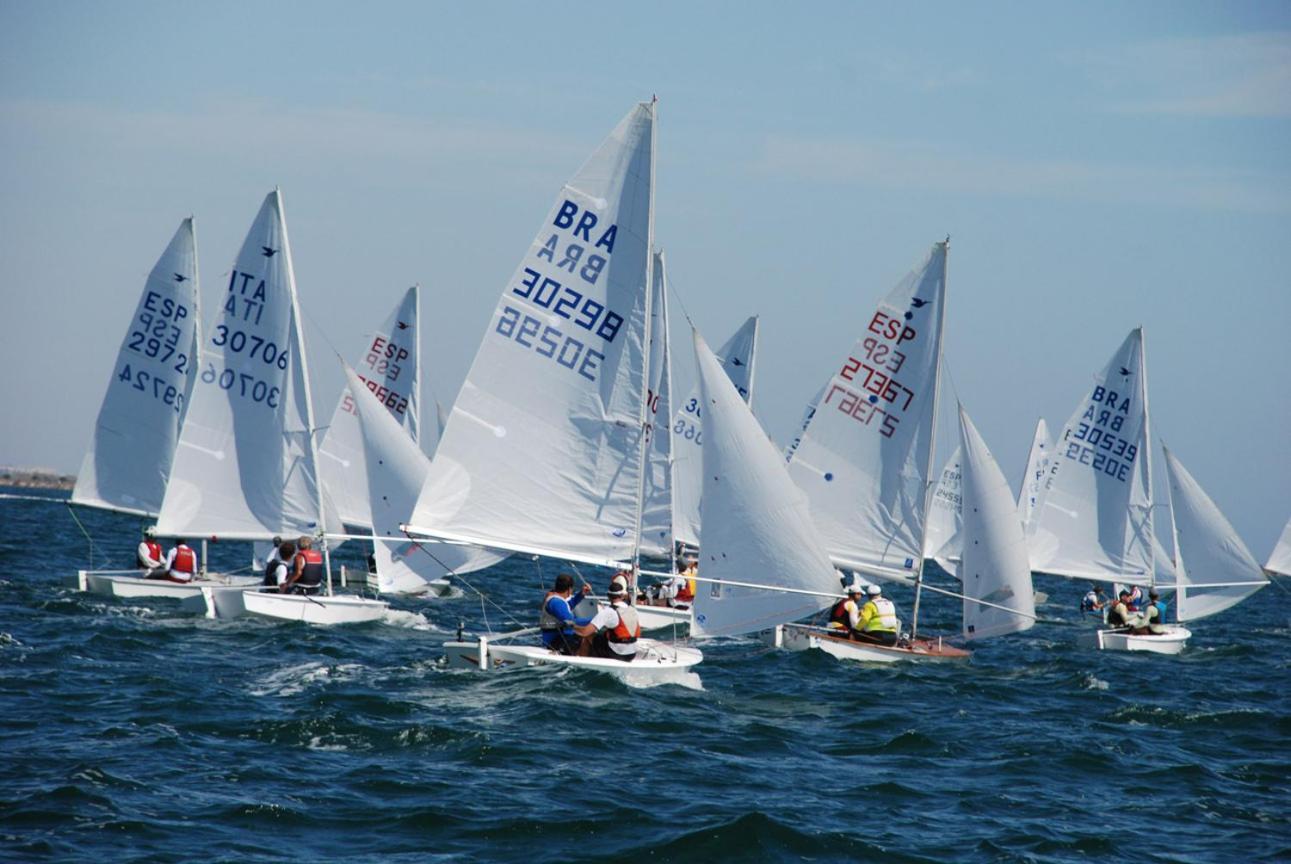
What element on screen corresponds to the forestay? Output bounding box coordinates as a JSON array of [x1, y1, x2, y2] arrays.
[[924, 446, 963, 577], [690, 331, 838, 638], [1265, 517, 1291, 577], [671, 316, 759, 547], [1029, 329, 1153, 582], [158, 190, 331, 538], [1017, 417, 1052, 535], [958, 406, 1035, 640], [74, 218, 201, 517], [786, 242, 948, 581], [319, 286, 421, 528], [638, 250, 674, 557], [1163, 446, 1268, 622], [406, 102, 655, 566], [343, 367, 506, 593]]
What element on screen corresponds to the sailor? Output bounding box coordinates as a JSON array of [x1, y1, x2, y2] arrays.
[[261, 536, 284, 585], [855, 584, 900, 647], [155, 538, 197, 583], [539, 573, 593, 654], [263, 540, 295, 588], [136, 526, 165, 573], [651, 562, 693, 607], [1125, 585, 1143, 612], [1105, 590, 1134, 628], [677, 558, 698, 603], [580, 575, 640, 662], [1080, 584, 1107, 613], [827, 582, 867, 636], [1138, 589, 1168, 635], [281, 536, 325, 594]]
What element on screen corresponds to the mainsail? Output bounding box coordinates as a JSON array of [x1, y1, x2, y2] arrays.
[[958, 406, 1036, 640], [786, 241, 948, 580], [406, 102, 656, 566], [319, 286, 421, 528], [638, 250, 674, 557], [671, 316, 759, 547], [1029, 329, 1154, 582], [343, 366, 506, 593], [1265, 517, 1291, 577], [157, 190, 331, 538], [74, 218, 201, 517], [1017, 417, 1052, 534], [1163, 446, 1268, 622], [690, 330, 838, 637]]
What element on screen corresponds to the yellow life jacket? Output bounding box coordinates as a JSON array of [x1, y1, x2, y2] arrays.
[[861, 598, 898, 632]]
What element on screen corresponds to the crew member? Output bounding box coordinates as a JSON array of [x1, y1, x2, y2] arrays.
[[1081, 585, 1107, 613], [855, 584, 900, 647], [281, 536, 325, 594], [677, 558, 697, 603], [1138, 589, 1168, 635], [827, 582, 867, 637], [1125, 585, 1143, 612], [1106, 590, 1135, 628], [152, 538, 197, 583], [539, 573, 593, 654], [264, 540, 295, 588], [137, 526, 165, 573], [580, 575, 640, 662]]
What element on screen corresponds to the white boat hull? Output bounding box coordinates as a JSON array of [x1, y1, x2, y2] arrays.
[[444, 632, 702, 679], [1095, 625, 1190, 654], [770, 623, 971, 663], [179, 584, 267, 619], [633, 603, 691, 632], [241, 591, 389, 625], [76, 570, 260, 601]]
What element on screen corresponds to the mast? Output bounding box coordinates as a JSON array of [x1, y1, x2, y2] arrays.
[[413, 283, 423, 443], [279, 188, 332, 591], [1140, 326, 1156, 589], [746, 316, 761, 414], [628, 98, 659, 598], [909, 238, 950, 638]]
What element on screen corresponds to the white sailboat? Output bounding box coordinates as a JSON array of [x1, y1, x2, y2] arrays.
[[71, 218, 232, 598], [399, 101, 699, 678], [1265, 517, 1291, 578]]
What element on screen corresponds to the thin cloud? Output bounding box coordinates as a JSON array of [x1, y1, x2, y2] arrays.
[[749, 134, 1290, 213], [1076, 31, 1291, 118]]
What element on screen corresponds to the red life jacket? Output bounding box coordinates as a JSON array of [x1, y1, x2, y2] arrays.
[[171, 546, 196, 574], [608, 604, 640, 644], [144, 541, 163, 562], [294, 549, 325, 586], [829, 599, 852, 628]]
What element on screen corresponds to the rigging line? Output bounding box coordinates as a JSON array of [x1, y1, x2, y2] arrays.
[[65, 502, 96, 570], [398, 527, 528, 632]]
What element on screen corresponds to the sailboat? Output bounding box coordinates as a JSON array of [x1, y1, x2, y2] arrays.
[[395, 101, 699, 678], [154, 189, 385, 624], [1017, 418, 1052, 534], [1030, 328, 1266, 652], [1265, 517, 1291, 578], [316, 285, 506, 595], [71, 218, 242, 598]]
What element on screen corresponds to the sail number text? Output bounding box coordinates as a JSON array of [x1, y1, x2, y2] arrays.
[[125, 291, 191, 376], [1060, 385, 1137, 482]]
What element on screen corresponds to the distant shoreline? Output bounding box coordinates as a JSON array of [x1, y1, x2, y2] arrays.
[[0, 468, 76, 491]]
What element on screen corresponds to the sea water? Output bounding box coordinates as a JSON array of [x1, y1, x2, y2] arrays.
[[1, 490, 1287, 862]]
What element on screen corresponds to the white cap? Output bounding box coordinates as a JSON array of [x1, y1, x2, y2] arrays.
[[608, 576, 630, 596], [846, 582, 865, 594], [866, 584, 882, 596]]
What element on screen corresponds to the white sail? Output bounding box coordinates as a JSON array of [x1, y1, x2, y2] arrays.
[[406, 102, 656, 566], [74, 218, 201, 517], [786, 242, 948, 580], [923, 446, 964, 577], [157, 190, 330, 538], [1029, 329, 1153, 582], [671, 315, 759, 547], [318, 286, 421, 528], [343, 366, 506, 593], [1265, 517, 1291, 577], [1016, 417, 1052, 534], [690, 330, 838, 637], [958, 406, 1036, 640], [783, 383, 825, 463], [638, 250, 674, 558], [1163, 446, 1268, 622]]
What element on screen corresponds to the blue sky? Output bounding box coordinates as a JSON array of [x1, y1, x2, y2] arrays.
[[1, 1, 1288, 553]]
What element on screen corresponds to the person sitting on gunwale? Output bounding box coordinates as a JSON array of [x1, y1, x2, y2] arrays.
[[137, 525, 165, 574], [539, 573, 594, 654], [827, 582, 868, 638], [853, 584, 900, 647], [1106, 589, 1134, 628], [578, 575, 640, 662], [148, 538, 197, 583], [263, 540, 295, 588], [281, 536, 324, 594]]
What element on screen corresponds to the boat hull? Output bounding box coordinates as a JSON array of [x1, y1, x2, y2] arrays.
[[77, 570, 260, 601], [771, 623, 971, 663], [444, 633, 702, 678], [1095, 625, 1190, 654], [178, 584, 266, 619], [241, 591, 389, 625], [633, 603, 691, 632]]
